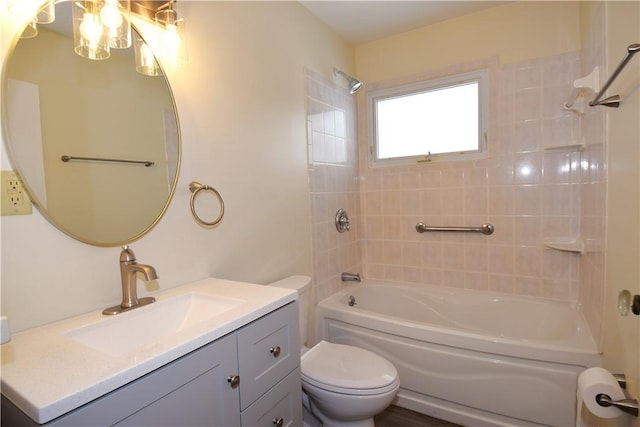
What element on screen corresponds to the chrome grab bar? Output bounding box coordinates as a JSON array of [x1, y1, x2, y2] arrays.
[[589, 43, 640, 108], [416, 222, 494, 235]]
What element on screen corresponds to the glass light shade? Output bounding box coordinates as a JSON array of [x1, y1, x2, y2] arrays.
[[7, 0, 52, 38], [72, 1, 110, 60], [20, 21, 38, 39], [154, 8, 188, 67], [101, 0, 131, 49], [35, 0, 56, 24], [134, 35, 162, 77]]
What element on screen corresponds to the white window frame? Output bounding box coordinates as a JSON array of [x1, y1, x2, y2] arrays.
[[367, 69, 489, 167]]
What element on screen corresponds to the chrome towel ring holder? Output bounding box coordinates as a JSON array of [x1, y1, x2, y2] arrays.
[[189, 181, 224, 227]]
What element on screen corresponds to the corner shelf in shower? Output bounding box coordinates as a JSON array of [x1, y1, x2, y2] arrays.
[[543, 137, 586, 151], [563, 67, 599, 115], [543, 237, 602, 255], [543, 237, 585, 254]]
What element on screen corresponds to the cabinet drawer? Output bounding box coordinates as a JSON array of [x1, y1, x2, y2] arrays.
[[238, 302, 300, 409], [240, 368, 302, 427]]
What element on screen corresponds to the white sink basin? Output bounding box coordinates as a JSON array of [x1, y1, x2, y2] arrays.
[[65, 293, 244, 356]]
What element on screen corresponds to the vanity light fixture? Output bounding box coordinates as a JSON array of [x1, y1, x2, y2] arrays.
[[25, 0, 55, 38], [35, 0, 56, 24], [72, 1, 112, 60], [153, 1, 188, 68], [73, 0, 131, 60], [7, 0, 53, 38], [19, 21, 39, 39], [9, 0, 187, 72], [134, 33, 162, 76], [101, 0, 132, 49]]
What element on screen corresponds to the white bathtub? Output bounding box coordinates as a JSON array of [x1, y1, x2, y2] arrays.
[[316, 280, 600, 427]]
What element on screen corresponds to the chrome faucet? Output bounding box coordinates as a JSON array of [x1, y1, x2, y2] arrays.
[[341, 272, 361, 282], [103, 246, 158, 315]]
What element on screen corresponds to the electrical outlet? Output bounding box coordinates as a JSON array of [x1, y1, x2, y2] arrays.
[[1, 170, 32, 216]]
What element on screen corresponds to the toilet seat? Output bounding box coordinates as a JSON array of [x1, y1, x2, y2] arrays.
[[301, 341, 399, 396]]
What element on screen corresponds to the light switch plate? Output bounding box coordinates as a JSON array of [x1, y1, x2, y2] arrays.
[[1, 170, 32, 215]]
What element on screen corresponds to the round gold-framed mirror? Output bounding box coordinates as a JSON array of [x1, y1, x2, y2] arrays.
[[1, 0, 181, 247]]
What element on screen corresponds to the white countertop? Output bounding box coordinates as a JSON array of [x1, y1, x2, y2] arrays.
[[0, 278, 297, 424]]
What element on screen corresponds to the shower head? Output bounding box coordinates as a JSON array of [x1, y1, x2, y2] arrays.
[[334, 68, 363, 94]]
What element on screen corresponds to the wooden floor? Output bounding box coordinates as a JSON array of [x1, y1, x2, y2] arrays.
[[374, 405, 462, 427]]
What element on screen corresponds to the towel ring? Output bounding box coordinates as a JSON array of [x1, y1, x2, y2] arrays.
[[189, 181, 225, 227]]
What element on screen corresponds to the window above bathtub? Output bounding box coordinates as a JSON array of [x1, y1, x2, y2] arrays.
[[367, 69, 489, 167]]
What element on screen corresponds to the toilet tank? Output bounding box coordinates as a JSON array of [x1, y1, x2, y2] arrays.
[[268, 275, 311, 347]]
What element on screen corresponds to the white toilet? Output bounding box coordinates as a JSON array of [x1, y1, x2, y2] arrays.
[[269, 276, 399, 427]]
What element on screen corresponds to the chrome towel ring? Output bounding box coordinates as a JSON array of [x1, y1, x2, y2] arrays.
[[189, 181, 224, 227]]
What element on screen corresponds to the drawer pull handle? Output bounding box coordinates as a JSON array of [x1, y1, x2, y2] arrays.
[[272, 417, 284, 427], [227, 375, 240, 389], [270, 346, 281, 357]]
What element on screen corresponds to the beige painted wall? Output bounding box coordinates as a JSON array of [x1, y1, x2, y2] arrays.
[[602, 2, 640, 425], [356, 1, 580, 82], [0, 0, 354, 332]]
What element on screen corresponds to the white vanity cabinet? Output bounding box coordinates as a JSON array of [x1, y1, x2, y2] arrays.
[[2, 302, 301, 427]]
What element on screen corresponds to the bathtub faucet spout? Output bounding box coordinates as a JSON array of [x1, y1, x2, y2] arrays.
[[341, 272, 361, 282]]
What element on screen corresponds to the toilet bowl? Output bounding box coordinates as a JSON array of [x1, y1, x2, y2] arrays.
[[301, 340, 400, 427], [269, 276, 399, 427]]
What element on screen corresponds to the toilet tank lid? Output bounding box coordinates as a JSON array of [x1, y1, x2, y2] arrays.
[[267, 275, 311, 293]]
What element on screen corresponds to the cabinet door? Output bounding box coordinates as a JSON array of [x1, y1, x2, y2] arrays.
[[237, 302, 299, 409], [240, 368, 302, 427], [115, 334, 240, 427], [46, 334, 240, 426]]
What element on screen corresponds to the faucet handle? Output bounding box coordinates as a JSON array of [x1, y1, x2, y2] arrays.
[[120, 246, 136, 263]]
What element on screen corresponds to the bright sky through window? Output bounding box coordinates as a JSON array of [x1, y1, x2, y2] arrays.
[[376, 82, 479, 159]]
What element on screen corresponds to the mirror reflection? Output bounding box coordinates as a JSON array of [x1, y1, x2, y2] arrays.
[[3, 1, 180, 246]]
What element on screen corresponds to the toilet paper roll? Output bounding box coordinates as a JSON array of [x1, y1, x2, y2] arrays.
[[577, 367, 626, 419]]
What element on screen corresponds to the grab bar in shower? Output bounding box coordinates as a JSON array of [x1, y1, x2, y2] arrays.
[[416, 222, 494, 235], [589, 43, 640, 108], [61, 155, 154, 167]]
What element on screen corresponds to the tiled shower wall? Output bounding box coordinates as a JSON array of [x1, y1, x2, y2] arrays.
[[305, 70, 361, 307], [577, 2, 607, 344], [306, 48, 607, 340], [358, 51, 586, 302]]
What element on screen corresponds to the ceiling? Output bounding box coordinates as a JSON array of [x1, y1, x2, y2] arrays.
[[47, 1, 508, 46], [300, 1, 508, 45]]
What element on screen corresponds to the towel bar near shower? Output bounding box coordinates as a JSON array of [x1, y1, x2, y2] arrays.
[[415, 222, 495, 235]]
